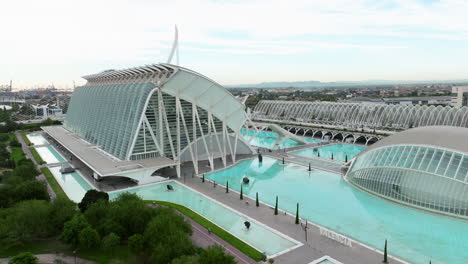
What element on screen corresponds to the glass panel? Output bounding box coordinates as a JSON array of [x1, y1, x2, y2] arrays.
[[419, 148, 435, 171], [411, 147, 427, 169], [397, 146, 411, 167], [403, 146, 417, 168], [445, 153, 462, 178], [455, 156, 468, 181], [436, 151, 452, 175], [427, 149, 444, 173]]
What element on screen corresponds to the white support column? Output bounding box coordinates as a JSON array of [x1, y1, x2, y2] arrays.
[[209, 112, 226, 166], [194, 107, 214, 171], [158, 90, 164, 155], [143, 116, 163, 156], [176, 95, 181, 178], [224, 123, 235, 163], [233, 131, 239, 163], [192, 103, 198, 167], [177, 98, 198, 174], [160, 95, 176, 159]]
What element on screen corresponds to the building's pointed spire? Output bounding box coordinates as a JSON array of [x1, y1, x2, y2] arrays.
[[167, 25, 179, 65]]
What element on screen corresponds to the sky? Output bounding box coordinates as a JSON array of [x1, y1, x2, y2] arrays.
[[1, 0, 468, 89]]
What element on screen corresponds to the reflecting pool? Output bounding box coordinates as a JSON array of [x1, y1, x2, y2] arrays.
[[292, 144, 365, 162], [109, 181, 300, 257], [49, 166, 93, 202], [205, 157, 468, 264]]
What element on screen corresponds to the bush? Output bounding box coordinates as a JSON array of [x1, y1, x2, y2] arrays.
[[79, 226, 100, 249], [9, 138, 22, 148], [8, 252, 38, 264], [199, 245, 236, 264], [101, 232, 120, 252], [60, 215, 90, 248], [128, 234, 144, 254]]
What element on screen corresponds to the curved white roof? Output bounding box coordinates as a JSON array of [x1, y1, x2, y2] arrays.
[[82, 63, 246, 132], [362, 126, 468, 155]]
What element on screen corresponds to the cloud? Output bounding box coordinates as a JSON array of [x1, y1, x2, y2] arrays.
[[0, 0, 467, 87]]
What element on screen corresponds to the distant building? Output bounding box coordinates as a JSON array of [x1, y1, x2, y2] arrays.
[[451, 86, 468, 107]]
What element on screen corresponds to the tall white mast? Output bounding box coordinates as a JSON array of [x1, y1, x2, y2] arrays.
[[167, 25, 179, 65]]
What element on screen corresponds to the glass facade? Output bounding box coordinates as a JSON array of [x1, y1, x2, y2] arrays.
[[347, 145, 468, 218], [65, 82, 155, 160]]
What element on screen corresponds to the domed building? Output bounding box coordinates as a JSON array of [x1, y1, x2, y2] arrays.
[[346, 126, 468, 218]]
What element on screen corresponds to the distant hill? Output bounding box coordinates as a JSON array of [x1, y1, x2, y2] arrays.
[[228, 79, 468, 89]]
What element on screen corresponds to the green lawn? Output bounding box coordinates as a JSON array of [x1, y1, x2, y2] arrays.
[[22, 133, 32, 146], [0, 239, 141, 264], [11, 147, 26, 166], [149, 200, 264, 261], [29, 147, 45, 164], [40, 167, 70, 202]]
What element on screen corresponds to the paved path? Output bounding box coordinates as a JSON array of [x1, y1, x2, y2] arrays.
[[177, 158, 407, 264], [0, 253, 95, 264]]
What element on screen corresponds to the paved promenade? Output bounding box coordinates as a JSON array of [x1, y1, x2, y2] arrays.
[[177, 158, 406, 264]]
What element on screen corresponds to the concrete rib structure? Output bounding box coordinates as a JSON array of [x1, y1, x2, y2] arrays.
[[45, 63, 254, 184], [253, 100, 468, 130]]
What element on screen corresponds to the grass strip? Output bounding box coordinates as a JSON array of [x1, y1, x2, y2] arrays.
[[40, 167, 71, 202], [29, 147, 45, 164], [11, 146, 26, 166], [22, 133, 32, 146], [148, 200, 264, 261]]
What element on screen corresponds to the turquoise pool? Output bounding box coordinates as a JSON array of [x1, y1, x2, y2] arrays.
[[35, 145, 67, 164], [304, 137, 321, 143], [241, 128, 320, 149], [292, 144, 365, 162], [26, 133, 48, 146], [205, 157, 468, 264], [49, 166, 93, 202], [108, 181, 300, 257], [241, 129, 301, 149]]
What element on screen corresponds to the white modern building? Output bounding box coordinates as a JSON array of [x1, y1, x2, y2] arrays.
[[451, 85, 468, 107], [43, 64, 254, 184], [347, 126, 468, 219]]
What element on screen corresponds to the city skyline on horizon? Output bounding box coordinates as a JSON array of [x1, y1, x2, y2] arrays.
[[1, 0, 468, 89]]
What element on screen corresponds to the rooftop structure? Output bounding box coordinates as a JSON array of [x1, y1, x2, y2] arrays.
[[346, 126, 468, 218], [45, 63, 254, 184], [253, 100, 468, 131]]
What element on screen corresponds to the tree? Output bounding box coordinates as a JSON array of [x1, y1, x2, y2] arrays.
[[295, 203, 299, 225], [383, 239, 388, 263], [128, 233, 145, 254], [170, 255, 199, 264], [2, 200, 53, 246], [101, 232, 120, 252], [48, 198, 77, 235], [61, 215, 90, 248], [145, 208, 194, 263], [274, 196, 278, 215], [8, 252, 38, 264], [79, 226, 100, 249], [79, 189, 109, 212], [106, 193, 155, 239], [199, 245, 236, 264], [13, 180, 49, 202]]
